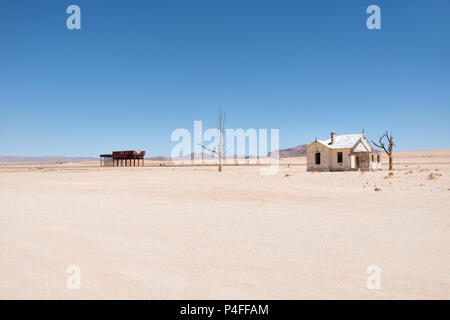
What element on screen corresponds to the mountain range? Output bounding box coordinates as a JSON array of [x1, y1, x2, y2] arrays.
[[267, 144, 308, 158], [0, 156, 99, 163], [0, 145, 308, 163]]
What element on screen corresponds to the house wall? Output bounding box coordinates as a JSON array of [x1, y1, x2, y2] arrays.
[[369, 154, 382, 170], [359, 153, 371, 170], [352, 153, 382, 171], [306, 143, 352, 171], [370, 161, 379, 171], [328, 148, 352, 171], [306, 142, 331, 171]]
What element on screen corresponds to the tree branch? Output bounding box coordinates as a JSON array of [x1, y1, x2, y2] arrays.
[[371, 140, 388, 154], [197, 143, 217, 155]]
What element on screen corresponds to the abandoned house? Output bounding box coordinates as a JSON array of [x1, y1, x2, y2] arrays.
[[305, 132, 381, 171]]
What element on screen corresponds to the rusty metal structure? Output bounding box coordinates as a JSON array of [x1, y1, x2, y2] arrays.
[[100, 150, 146, 167]]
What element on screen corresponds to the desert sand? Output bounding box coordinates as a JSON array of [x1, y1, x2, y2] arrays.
[[1, 150, 449, 299]]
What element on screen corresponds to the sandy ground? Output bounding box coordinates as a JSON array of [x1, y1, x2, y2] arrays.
[[0, 150, 449, 299]]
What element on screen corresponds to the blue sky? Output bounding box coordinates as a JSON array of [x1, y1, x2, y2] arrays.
[[1, 0, 449, 157]]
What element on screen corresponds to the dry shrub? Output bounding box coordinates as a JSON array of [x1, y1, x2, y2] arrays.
[[384, 172, 394, 179], [284, 173, 291, 177], [374, 187, 382, 191], [427, 173, 442, 180], [435, 168, 439, 172], [419, 169, 429, 173], [405, 170, 413, 175]]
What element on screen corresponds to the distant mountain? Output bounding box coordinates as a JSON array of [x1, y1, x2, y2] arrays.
[[172, 152, 263, 160], [149, 156, 171, 161], [267, 144, 308, 158], [1, 145, 309, 163], [0, 156, 98, 163], [172, 152, 217, 160], [171, 146, 309, 160]]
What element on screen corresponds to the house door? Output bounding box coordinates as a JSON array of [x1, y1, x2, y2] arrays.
[[355, 156, 360, 169]]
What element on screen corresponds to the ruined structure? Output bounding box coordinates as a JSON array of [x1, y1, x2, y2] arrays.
[[100, 150, 146, 167]]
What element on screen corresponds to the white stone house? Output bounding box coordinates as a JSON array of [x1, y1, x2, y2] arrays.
[[306, 132, 382, 171]]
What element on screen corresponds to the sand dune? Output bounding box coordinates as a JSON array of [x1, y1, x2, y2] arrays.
[[0, 150, 449, 299]]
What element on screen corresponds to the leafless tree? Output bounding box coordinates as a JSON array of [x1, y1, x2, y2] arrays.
[[198, 108, 226, 172], [372, 131, 395, 171]]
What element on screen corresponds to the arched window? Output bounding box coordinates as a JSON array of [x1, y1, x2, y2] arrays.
[[315, 152, 320, 165]]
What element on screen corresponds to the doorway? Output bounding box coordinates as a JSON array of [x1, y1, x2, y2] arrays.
[[355, 156, 360, 169]]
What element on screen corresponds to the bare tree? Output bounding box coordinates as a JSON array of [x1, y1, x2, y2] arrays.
[[372, 131, 395, 171], [198, 108, 226, 172]]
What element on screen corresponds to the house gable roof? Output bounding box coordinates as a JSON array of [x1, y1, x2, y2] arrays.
[[352, 139, 371, 152]]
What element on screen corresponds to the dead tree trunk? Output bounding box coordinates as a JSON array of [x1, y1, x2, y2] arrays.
[[198, 107, 226, 172], [217, 108, 224, 172], [372, 131, 395, 171]]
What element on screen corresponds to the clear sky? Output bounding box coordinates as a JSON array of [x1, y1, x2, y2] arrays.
[[1, 0, 449, 157]]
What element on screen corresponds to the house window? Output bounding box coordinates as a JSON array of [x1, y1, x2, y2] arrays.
[[371, 155, 374, 162], [315, 152, 321, 165], [337, 152, 343, 163], [377, 155, 380, 163]]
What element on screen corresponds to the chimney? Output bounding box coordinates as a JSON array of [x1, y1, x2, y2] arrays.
[[331, 132, 336, 145]]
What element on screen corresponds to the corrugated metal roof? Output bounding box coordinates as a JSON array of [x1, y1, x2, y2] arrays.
[[317, 133, 373, 150]]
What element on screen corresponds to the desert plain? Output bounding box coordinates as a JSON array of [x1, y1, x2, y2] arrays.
[[0, 150, 449, 299]]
